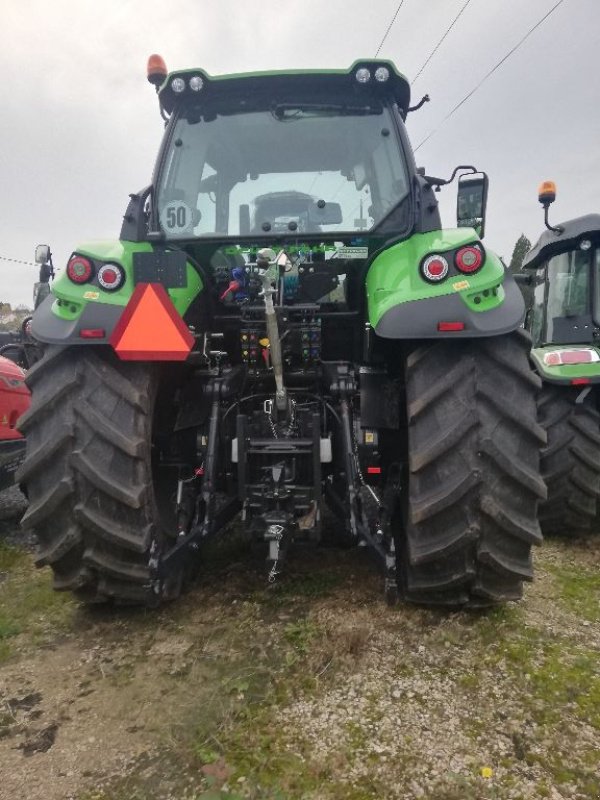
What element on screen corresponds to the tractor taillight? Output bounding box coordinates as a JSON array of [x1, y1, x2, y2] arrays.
[[544, 349, 600, 366], [421, 254, 449, 282], [455, 246, 483, 274], [97, 263, 125, 291], [66, 255, 93, 284]]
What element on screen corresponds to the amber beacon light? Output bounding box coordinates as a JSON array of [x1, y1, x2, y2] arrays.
[[538, 180, 557, 206], [147, 54, 168, 87]]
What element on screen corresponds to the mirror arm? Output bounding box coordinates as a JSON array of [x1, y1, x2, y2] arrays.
[[513, 273, 533, 286], [423, 165, 479, 190]]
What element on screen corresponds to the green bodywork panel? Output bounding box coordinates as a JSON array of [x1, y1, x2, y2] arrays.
[[50, 240, 202, 322], [531, 345, 600, 384], [366, 228, 505, 329]]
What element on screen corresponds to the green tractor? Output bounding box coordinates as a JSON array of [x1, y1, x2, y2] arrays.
[[519, 182, 600, 535], [18, 57, 545, 608]]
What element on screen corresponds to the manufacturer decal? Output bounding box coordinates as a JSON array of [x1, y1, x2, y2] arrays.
[[336, 246, 369, 259], [452, 279, 470, 291], [83, 291, 100, 300]]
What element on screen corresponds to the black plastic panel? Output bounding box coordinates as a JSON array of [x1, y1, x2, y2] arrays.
[[133, 250, 187, 288]]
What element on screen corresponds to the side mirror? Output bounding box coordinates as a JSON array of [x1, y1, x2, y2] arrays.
[[35, 244, 51, 264], [457, 173, 489, 238]]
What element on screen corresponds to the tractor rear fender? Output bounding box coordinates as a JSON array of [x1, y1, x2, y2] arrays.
[[367, 228, 525, 338], [30, 240, 203, 346], [31, 294, 123, 345], [374, 274, 524, 338]]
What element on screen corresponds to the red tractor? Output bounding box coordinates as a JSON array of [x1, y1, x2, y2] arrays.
[[0, 355, 30, 492]]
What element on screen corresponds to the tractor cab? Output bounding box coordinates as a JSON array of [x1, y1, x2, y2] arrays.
[[524, 222, 600, 347], [144, 59, 415, 251], [521, 182, 600, 379], [523, 224, 600, 532], [521, 183, 600, 537]]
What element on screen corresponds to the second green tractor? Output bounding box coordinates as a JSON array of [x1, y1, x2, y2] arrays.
[[520, 182, 600, 535]]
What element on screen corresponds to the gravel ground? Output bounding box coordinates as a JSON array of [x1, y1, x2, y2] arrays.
[[0, 484, 28, 546], [0, 491, 599, 800]]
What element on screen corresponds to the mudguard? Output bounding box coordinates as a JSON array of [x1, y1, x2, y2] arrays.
[[31, 294, 123, 345], [30, 240, 203, 347], [375, 272, 524, 338], [367, 228, 524, 338]]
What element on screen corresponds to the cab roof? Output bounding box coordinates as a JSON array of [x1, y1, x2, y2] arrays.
[[523, 214, 600, 270], [157, 61, 411, 116]]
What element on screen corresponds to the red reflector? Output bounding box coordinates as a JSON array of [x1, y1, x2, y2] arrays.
[[571, 378, 591, 385], [79, 328, 105, 338], [367, 466, 382, 474], [67, 255, 93, 284], [438, 322, 465, 331]]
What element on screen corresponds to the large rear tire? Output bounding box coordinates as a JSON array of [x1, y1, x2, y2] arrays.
[[400, 330, 546, 607], [538, 385, 600, 535], [17, 346, 187, 605]]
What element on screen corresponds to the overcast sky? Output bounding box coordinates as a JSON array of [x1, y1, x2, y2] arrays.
[[1, 0, 597, 306]]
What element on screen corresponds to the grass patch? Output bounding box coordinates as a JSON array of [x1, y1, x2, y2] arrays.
[[478, 622, 600, 729], [0, 542, 75, 662], [547, 563, 600, 622], [269, 571, 343, 600], [0, 540, 27, 571], [172, 607, 372, 799]]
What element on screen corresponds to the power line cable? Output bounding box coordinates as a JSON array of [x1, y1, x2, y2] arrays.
[[414, 0, 566, 152], [413, 0, 474, 83], [375, 1, 406, 57], [0, 254, 37, 267]]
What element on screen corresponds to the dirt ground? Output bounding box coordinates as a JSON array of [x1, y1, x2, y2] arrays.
[[1, 487, 599, 800]]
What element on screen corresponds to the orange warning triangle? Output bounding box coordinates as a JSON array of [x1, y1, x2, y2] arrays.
[[110, 283, 195, 361]]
